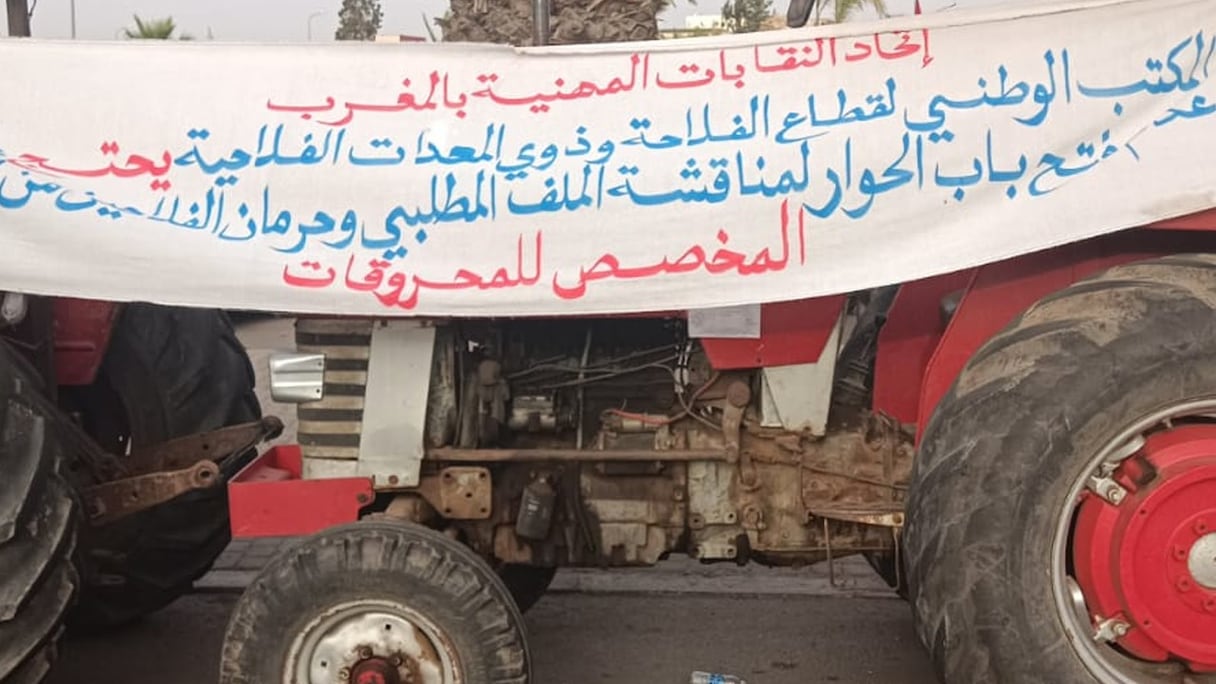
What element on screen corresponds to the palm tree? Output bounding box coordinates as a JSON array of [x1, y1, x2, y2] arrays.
[[815, 0, 888, 24], [122, 14, 193, 40], [438, 0, 681, 46]]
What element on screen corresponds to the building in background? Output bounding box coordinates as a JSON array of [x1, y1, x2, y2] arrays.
[[374, 33, 426, 42]]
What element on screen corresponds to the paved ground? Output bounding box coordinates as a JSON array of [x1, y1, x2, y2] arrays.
[[48, 592, 937, 684], [43, 316, 939, 683]]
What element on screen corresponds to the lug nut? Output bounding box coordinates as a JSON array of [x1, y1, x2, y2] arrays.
[[358, 646, 374, 659]]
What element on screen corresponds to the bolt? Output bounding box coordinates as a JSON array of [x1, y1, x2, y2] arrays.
[[388, 475, 400, 485], [1175, 545, 1190, 561], [673, 489, 684, 501], [1107, 486, 1125, 503], [357, 493, 371, 504], [1177, 576, 1193, 593], [359, 646, 374, 659], [1204, 598, 1216, 614], [390, 655, 403, 666], [339, 668, 351, 679], [1196, 519, 1209, 534], [1113, 622, 1130, 637]]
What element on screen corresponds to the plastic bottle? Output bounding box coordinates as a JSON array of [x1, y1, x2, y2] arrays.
[[690, 671, 747, 684]]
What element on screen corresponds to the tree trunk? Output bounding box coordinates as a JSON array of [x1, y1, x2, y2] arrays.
[[438, 0, 662, 46], [6, 0, 30, 37]]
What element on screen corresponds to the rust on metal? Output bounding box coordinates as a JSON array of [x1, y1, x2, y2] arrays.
[[808, 502, 906, 528], [369, 494, 437, 524], [416, 467, 493, 519], [428, 447, 727, 462], [82, 460, 220, 525], [123, 415, 284, 475]]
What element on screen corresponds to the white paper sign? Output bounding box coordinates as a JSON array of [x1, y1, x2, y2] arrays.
[[0, 0, 1213, 317]]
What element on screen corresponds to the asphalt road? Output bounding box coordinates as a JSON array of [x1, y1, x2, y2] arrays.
[[46, 590, 938, 684]]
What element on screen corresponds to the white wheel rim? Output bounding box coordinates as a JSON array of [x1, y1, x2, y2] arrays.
[[286, 598, 461, 684]]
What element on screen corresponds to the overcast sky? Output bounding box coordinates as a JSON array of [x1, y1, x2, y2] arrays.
[[7, 0, 1017, 42]]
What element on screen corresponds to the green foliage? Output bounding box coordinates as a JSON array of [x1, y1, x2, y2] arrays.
[[123, 14, 192, 40], [813, 0, 889, 24], [335, 0, 383, 41], [721, 0, 772, 33], [833, 0, 888, 21]]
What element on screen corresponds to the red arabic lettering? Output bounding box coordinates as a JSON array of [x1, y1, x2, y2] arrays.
[[8, 149, 173, 180], [282, 260, 337, 287], [413, 231, 542, 291], [264, 96, 336, 119], [754, 28, 932, 76], [270, 54, 654, 125], [469, 54, 648, 109], [753, 38, 838, 73], [654, 60, 717, 89], [285, 231, 543, 310], [874, 29, 933, 67], [551, 199, 799, 301]]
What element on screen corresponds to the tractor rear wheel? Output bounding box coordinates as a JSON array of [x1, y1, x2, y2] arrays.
[[0, 343, 79, 684], [904, 254, 1216, 683], [66, 303, 260, 630]]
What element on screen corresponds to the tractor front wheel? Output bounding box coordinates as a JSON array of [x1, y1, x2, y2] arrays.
[[220, 521, 531, 684]]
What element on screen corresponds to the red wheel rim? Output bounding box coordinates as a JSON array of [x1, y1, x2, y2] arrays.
[[1073, 424, 1216, 672]]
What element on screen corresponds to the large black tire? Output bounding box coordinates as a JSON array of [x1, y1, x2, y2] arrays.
[[220, 521, 531, 683], [66, 303, 260, 630], [903, 254, 1216, 683], [0, 344, 79, 684]]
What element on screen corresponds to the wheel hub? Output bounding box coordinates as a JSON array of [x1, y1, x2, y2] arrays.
[[290, 600, 453, 684], [1072, 425, 1216, 672], [1190, 533, 1216, 590], [350, 657, 403, 684]]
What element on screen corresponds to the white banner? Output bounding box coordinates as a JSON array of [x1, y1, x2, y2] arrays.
[[0, 0, 1213, 316]]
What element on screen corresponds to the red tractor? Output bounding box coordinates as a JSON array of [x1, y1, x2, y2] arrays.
[[2, 1, 1215, 683], [212, 212, 1216, 684]]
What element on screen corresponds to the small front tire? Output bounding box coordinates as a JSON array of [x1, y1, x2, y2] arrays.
[[220, 521, 531, 684]]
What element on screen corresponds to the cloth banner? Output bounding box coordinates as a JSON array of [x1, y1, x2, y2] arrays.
[[0, 0, 1214, 316]]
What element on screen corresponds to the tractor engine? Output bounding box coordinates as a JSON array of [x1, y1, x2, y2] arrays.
[[295, 314, 913, 579], [425, 318, 691, 453]]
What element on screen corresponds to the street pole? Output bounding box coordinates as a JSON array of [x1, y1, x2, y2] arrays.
[[5, 0, 30, 37], [307, 11, 323, 41], [531, 0, 548, 45]]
